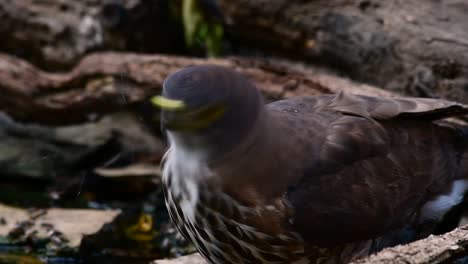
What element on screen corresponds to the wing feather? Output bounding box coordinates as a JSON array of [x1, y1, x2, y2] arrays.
[[329, 92, 468, 120], [284, 93, 466, 246]]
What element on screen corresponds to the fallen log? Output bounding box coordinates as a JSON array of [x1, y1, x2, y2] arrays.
[[3, 0, 468, 103], [0, 52, 393, 125], [352, 225, 468, 264], [152, 225, 468, 264], [2, 51, 468, 262], [218, 0, 468, 103], [0, 0, 184, 70]]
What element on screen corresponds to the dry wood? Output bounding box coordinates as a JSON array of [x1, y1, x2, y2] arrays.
[[0, 0, 184, 70], [352, 225, 468, 264], [152, 253, 206, 264], [0, 52, 393, 125], [2, 51, 468, 262], [153, 225, 468, 264], [218, 0, 468, 103]]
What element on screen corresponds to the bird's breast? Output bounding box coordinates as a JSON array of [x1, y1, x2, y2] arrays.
[[162, 153, 314, 263], [164, 177, 311, 262], [161, 148, 370, 263]]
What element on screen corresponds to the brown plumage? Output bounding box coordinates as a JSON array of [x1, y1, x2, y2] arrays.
[[157, 65, 468, 263]]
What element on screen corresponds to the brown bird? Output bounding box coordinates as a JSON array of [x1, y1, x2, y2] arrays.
[[153, 65, 468, 263]]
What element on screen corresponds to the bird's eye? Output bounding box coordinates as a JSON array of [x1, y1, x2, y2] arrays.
[[190, 104, 226, 125]]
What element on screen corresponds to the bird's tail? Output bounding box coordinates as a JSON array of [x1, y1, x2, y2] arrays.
[[440, 125, 468, 231], [457, 126, 468, 179]]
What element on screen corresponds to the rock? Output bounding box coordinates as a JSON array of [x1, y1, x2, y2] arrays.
[[0, 52, 395, 125], [0, 0, 185, 70], [218, 0, 468, 102], [0, 111, 164, 180], [0, 112, 103, 180], [152, 253, 206, 264], [0, 204, 28, 235], [0, 254, 44, 264], [37, 208, 120, 248], [93, 163, 162, 196], [0, 204, 120, 248], [94, 164, 161, 178], [55, 112, 165, 156]]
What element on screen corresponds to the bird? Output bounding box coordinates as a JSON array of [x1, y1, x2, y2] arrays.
[[152, 65, 468, 264]]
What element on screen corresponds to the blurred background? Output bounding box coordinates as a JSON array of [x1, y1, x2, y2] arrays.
[[1, 0, 468, 263]]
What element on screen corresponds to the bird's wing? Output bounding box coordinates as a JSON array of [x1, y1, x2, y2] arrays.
[[284, 93, 468, 246], [328, 92, 468, 120]]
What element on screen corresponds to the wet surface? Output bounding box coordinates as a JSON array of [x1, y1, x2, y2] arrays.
[[0, 184, 194, 264], [0, 111, 194, 264]]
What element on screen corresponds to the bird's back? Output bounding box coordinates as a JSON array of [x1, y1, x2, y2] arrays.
[[266, 93, 468, 246], [163, 91, 468, 263]]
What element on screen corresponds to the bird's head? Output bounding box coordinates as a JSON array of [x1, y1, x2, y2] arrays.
[[152, 65, 263, 158]]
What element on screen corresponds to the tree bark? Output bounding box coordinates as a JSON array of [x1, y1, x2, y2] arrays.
[[217, 0, 468, 103], [352, 225, 468, 264], [5, 0, 468, 104], [0, 52, 393, 125], [0, 0, 185, 70], [152, 225, 468, 264]]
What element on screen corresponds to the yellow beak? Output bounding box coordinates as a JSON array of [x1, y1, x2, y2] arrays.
[[150, 95, 186, 111]]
